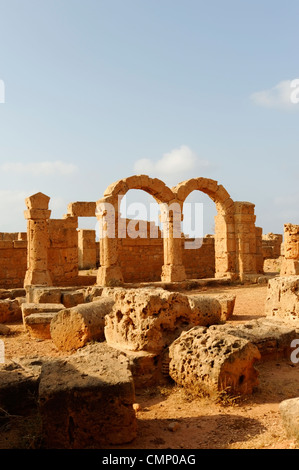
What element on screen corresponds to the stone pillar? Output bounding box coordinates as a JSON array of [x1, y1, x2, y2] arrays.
[[24, 192, 52, 287], [96, 199, 123, 286], [161, 202, 186, 282], [280, 224, 299, 275], [234, 202, 258, 280], [255, 227, 264, 274], [78, 229, 97, 270], [214, 212, 237, 279]]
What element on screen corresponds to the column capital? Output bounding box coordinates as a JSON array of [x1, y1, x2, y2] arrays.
[[24, 209, 51, 220]]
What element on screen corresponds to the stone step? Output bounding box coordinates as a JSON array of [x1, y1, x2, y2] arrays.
[[21, 302, 65, 318], [24, 312, 57, 339]]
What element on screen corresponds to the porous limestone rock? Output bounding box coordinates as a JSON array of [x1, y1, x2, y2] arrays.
[[213, 317, 298, 360], [38, 342, 137, 449], [187, 293, 236, 325], [0, 299, 22, 323], [265, 276, 299, 320], [61, 290, 85, 308], [279, 397, 299, 443], [104, 288, 193, 353], [104, 288, 236, 354], [50, 297, 115, 351], [0, 358, 43, 415], [169, 325, 261, 396], [24, 313, 56, 340]]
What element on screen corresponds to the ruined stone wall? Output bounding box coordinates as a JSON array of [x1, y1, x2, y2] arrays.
[[0, 233, 27, 288], [183, 236, 215, 279], [116, 219, 215, 283], [262, 233, 283, 259], [280, 224, 299, 275], [48, 217, 79, 285], [78, 229, 97, 270]]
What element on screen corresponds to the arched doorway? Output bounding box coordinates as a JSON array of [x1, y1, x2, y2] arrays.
[[173, 177, 236, 278], [96, 175, 185, 285]]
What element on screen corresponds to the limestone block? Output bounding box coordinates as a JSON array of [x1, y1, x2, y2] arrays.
[[169, 325, 261, 396], [105, 288, 193, 353], [279, 398, 299, 443], [24, 312, 56, 339], [38, 343, 136, 448], [104, 288, 232, 354], [187, 294, 236, 325], [280, 259, 299, 276], [265, 276, 299, 320], [0, 299, 22, 323], [21, 303, 65, 319], [25, 192, 50, 210], [61, 290, 85, 308], [50, 297, 115, 351], [0, 358, 42, 415], [67, 201, 96, 217], [26, 286, 62, 304], [284, 224, 299, 259], [211, 318, 298, 360]]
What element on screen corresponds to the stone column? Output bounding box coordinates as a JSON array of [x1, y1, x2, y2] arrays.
[[161, 202, 186, 282], [234, 202, 258, 280], [255, 227, 264, 274], [214, 212, 237, 279], [24, 192, 52, 287], [78, 229, 97, 270], [96, 199, 123, 286], [280, 224, 299, 275]]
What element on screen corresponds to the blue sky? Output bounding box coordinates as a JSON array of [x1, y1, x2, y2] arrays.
[[0, 0, 299, 236]]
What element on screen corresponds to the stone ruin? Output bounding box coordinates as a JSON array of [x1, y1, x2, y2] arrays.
[[1, 175, 299, 448]]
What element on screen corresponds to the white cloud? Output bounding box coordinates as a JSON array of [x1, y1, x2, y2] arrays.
[[250, 79, 299, 110], [134, 145, 210, 181], [0, 160, 78, 176]]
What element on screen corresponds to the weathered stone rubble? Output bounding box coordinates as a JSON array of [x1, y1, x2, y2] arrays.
[[168, 317, 298, 396], [50, 297, 115, 351], [0, 343, 137, 449], [279, 397, 299, 444], [169, 325, 261, 396], [38, 343, 136, 449], [265, 276, 299, 321], [104, 288, 236, 354]]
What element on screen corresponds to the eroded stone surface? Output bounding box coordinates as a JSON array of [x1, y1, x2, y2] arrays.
[[169, 325, 261, 396], [0, 299, 22, 323], [50, 297, 115, 351], [105, 288, 236, 354], [279, 397, 299, 443], [104, 288, 193, 353], [265, 276, 299, 320], [38, 342, 137, 449]]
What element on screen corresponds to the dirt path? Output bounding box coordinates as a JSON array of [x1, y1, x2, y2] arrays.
[[1, 284, 299, 449]]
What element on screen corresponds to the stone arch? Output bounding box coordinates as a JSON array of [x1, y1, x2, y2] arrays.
[[173, 178, 236, 278], [96, 175, 185, 285]]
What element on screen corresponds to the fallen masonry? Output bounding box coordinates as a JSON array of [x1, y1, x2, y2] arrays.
[[2, 179, 299, 448], [0, 343, 137, 449], [168, 317, 299, 396]]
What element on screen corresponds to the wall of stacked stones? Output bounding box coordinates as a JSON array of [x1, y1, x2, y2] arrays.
[[0, 221, 216, 288], [262, 233, 283, 260], [0, 232, 27, 288], [47, 217, 79, 285]]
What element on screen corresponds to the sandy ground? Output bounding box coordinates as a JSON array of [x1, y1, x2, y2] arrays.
[[1, 283, 299, 449]]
